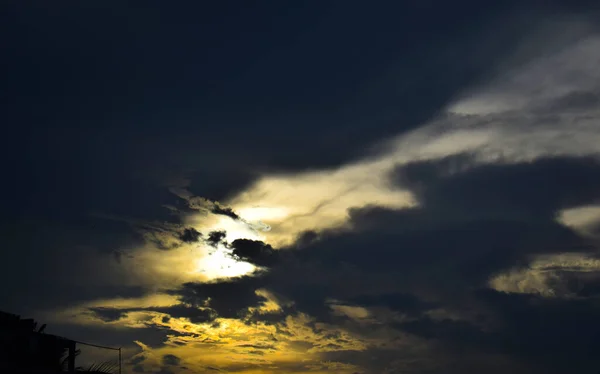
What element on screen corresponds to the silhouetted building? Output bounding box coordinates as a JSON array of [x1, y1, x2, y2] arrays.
[[0, 310, 75, 373]]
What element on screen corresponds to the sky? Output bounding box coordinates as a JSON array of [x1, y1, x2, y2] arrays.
[[2, 1, 600, 373]]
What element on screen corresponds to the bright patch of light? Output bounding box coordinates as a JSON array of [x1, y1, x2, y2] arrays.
[[186, 216, 264, 280], [237, 206, 290, 222], [558, 205, 600, 236], [194, 244, 256, 280]]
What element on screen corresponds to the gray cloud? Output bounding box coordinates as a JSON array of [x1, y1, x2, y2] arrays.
[[229, 239, 278, 268], [178, 228, 202, 243], [168, 276, 265, 320]]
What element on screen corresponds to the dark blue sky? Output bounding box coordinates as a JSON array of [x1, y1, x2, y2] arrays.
[[2, 1, 542, 221]]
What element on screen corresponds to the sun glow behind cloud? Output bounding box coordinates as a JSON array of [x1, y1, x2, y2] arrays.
[[140, 32, 600, 287], [184, 215, 265, 279], [110, 31, 600, 290], [226, 170, 416, 247], [193, 244, 256, 279]]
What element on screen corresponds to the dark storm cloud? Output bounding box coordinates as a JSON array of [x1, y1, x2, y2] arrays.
[[347, 293, 437, 316], [210, 205, 240, 221], [178, 228, 202, 243], [475, 289, 600, 357], [88, 307, 128, 323], [206, 231, 227, 248], [158, 305, 217, 324], [337, 156, 600, 280], [320, 347, 536, 374], [2, 2, 547, 220], [229, 239, 278, 267], [168, 276, 265, 319], [244, 308, 289, 327], [149, 305, 217, 325], [396, 317, 501, 351], [389, 289, 600, 373], [171, 189, 246, 222], [393, 155, 600, 219], [88, 304, 218, 325], [312, 157, 600, 369], [545, 90, 600, 111], [295, 213, 580, 291]]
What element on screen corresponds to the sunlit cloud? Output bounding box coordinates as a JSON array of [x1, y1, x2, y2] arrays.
[[249, 289, 286, 314], [66, 302, 371, 373], [558, 205, 600, 237], [489, 252, 600, 297], [225, 167, 416, 247], [448, 35, 600, 115], [200, 34, 600, 250]]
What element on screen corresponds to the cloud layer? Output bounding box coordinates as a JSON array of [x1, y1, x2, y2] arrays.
[[5, 4, 600, 374]]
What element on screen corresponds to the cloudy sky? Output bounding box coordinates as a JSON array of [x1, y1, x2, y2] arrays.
[[3, 1, 600, 373]]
